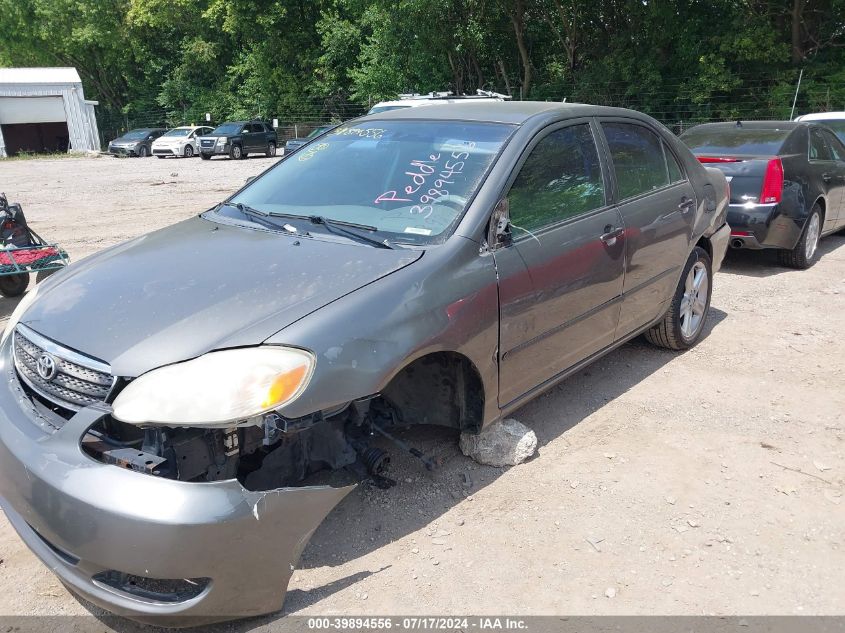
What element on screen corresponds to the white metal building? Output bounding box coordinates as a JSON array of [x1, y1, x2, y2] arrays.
[[0, 67, 100, 157]]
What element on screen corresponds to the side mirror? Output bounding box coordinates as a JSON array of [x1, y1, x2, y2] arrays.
[[244, 176, 257, 185], [488, 198, 512, 248]]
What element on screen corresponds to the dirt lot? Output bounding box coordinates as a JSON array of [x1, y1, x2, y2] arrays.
[[0, 155, 843, 624]]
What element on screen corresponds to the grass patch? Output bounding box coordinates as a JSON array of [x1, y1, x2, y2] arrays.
[[1, 151, 102, 161]]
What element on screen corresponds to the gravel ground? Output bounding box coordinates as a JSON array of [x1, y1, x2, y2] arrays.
[[0, 155, 843, 625]]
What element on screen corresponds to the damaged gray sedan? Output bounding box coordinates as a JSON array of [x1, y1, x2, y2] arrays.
[[0, 102, 730, 625]]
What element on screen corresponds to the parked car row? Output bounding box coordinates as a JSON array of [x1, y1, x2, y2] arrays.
[[108, 120, 279, 160]]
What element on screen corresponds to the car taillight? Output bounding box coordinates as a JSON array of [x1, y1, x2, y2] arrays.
[[760, 158, 784, 204], [697, 156, 741, 163]]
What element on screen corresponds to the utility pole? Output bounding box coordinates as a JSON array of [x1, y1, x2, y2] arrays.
[[790, 68, 804, 120]]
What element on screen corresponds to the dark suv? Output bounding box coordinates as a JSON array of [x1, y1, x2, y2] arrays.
[[198, 120, 278, 160]]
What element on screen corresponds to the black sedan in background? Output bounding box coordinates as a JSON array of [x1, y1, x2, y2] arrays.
[[107, 128, 166, 157], [681, 121, 845, 268]]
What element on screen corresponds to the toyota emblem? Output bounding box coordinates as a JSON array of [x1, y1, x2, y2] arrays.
[[36, 353, 58, 381]]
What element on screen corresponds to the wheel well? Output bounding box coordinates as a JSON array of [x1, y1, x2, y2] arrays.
[[814, 197, 826, 222], [380, 352, 484, 434], [695, 235, 712, 260]]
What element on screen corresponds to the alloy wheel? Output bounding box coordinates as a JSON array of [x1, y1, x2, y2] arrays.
[[805, 212, 820, 260], [679, 261, 708, 339]]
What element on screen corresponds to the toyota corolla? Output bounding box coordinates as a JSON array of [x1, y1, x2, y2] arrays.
[[0, 102, 729, 625]]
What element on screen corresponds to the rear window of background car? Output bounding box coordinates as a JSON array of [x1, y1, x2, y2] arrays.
[[680, 126, 790, 156], [507, 124, 605, 234], [602, 122, 671, 200]]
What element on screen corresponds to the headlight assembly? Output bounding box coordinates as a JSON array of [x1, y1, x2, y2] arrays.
[[112, 347, 315, 427]]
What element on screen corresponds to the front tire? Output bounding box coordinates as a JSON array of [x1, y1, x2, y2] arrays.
[[0, 273, 30, 298], [645, 246, 712, 350], [778, 205, 821, 269], [230, 144, 243, 160], [200, 152, 211, 160], [137, 145, 148, 158]]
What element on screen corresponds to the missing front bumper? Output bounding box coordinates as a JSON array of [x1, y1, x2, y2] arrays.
[[0, 354, 354, 626]]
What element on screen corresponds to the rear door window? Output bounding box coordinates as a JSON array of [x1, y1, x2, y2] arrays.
[[602, 123, 669, 199], [507, 123, 606, 234], [251, 123, 265, 133], [809, 127, 833, 161], [820, 129, 845, 161]]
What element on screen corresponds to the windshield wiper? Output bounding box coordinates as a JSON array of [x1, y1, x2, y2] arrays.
[[221, 203, 391, 248], [219, 202, 298, 234], [221, 201, 269, 217], [305, 215, 393, 249]]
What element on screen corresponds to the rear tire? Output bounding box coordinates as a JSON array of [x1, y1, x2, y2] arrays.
[[184, 145, 194, 158], [266, 141, 276, 157], [778, 205, 822, 269], [645, 246, 712, 351], [0, 273, 30, 298]]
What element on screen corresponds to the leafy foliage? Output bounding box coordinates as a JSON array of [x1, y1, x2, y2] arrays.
[[1, 0, 844, 137]]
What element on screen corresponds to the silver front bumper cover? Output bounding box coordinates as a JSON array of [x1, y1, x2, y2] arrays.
[[0, 338, 353, 626]]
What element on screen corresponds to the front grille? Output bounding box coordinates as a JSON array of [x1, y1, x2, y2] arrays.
[[200, 139, 214, 147], [13, 325, 114, 413]]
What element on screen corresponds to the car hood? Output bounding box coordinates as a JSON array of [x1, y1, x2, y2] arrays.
[[111, 137, 139, 145], [21, 217, 422, 377]]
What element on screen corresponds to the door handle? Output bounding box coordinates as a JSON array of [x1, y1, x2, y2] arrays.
[[678, 197, 695, 212], [600, 226, 624, 245], [823, 173, 833, 183]]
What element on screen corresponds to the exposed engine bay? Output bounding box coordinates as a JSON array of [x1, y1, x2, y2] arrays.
[[81, 396, 436, 491]]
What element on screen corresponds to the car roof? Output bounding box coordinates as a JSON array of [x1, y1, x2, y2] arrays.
[[795, 111, 845, 121], [358, 101, 646, 125]]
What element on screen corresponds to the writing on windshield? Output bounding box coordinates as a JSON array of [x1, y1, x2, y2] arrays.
[[225, 120, 512, 243]]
